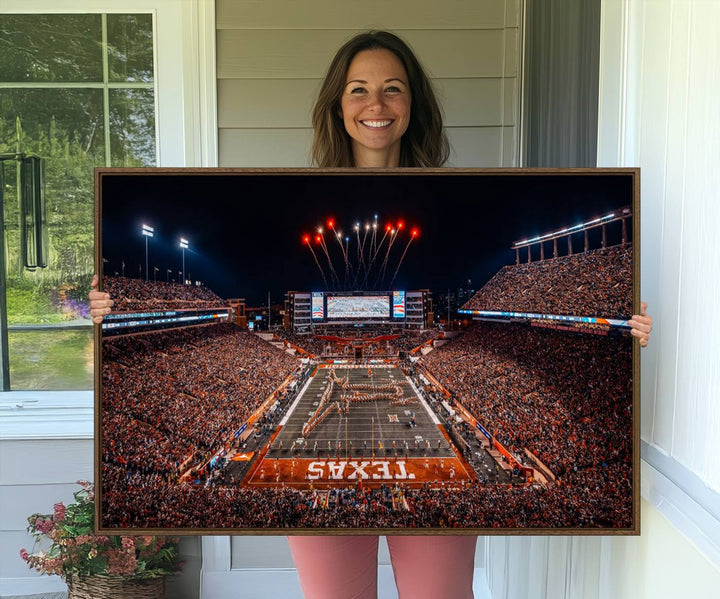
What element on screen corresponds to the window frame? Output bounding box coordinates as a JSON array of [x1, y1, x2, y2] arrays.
[[0, 0, 217, 435]]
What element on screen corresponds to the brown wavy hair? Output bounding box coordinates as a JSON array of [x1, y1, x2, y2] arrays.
[[311, 31, 449, 167]]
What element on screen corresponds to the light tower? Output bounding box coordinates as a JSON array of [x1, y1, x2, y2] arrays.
[[141, 224, 154, 280], [179, 237, 189, 284]]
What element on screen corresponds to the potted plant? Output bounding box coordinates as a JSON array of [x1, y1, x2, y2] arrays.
[[20, 481, 182, 598]]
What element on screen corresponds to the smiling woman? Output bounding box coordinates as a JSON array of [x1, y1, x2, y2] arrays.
[[340, 49, 412, 167], [311, 30, 449, 168]]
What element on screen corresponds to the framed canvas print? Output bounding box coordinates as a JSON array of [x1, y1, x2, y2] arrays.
[[95, 168, 640, 535]]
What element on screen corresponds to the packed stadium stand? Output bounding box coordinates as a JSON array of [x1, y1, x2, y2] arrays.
[[462, 245, 632, 318], [103, 276, 226, 311]]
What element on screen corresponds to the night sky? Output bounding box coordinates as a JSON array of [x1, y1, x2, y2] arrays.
[[98, 170, 635, 306]]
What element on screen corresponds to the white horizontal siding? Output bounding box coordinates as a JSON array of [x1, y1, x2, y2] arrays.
[[219, 128, 313, 166], [216, 0, 509, 30], [0, 439, 92, 582], [446, 127, 506, 167], [217, 29, 511, 80], [0, 440, 94, 486], [0, 483, 89, 531]]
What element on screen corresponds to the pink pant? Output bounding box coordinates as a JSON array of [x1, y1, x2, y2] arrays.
[[287, 535, 477, 599]]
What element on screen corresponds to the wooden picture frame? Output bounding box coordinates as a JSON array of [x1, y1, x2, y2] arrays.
[[95, 167, 640, 535]]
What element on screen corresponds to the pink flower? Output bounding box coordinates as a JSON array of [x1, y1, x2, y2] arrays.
[[19, 548, 29, 562], [75, 534, 91, 546], [107, 548, 137, 576], [34, 518, 54, 535], [43, 557, 64, 576], [121, 537, 135, 550], [53, 502, 66, 522]]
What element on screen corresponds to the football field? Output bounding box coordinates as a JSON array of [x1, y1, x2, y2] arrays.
[[241, 363, 475, 489]]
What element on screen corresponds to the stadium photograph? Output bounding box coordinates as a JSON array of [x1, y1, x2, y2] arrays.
[[95, 168, 638, 534]]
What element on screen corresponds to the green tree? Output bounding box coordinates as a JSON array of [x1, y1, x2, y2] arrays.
[[1, 13, 155, 325]]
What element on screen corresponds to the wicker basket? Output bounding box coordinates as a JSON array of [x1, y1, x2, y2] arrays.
[[67, 575, 164, 599]]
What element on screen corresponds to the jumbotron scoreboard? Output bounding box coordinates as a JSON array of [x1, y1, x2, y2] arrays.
[[285, 290, 432, 331]]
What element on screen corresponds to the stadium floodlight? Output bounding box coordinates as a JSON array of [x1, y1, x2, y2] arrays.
[[179, 238, 189, 285], [513, 209, 629, 249], [141, 224, 154, 281]]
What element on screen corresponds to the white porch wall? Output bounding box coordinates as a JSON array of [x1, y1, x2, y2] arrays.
[[485, 0, 720, 596]]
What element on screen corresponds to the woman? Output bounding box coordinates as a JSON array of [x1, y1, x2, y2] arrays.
[[90, 30, 652, 599]]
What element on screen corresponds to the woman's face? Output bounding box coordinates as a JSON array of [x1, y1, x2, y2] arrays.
[[340, 48, 411, 167]]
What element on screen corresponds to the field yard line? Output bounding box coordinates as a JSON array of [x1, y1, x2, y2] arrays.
[[406, 375, 440, 425], [280, 370, 316, 426]]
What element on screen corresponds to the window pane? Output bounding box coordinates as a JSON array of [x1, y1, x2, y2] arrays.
[[1, 12, 156, 391], [8, 329, 93, 390], [1, 88, 103, 281], [0, 14, 102, 82], [107, 14, 154, 83], [0, 88, 106, 163], [2, 87, 100, 390], [109, 88, 156, 166]]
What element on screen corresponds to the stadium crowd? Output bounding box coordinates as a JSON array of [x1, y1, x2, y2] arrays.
[[103, 276, 226, 312], [463, 245, 632, 318], [420, 323, 631, 473], [273, 329, 440, 358], [102, 323, 301, 478], [102, 467, 630, 529]]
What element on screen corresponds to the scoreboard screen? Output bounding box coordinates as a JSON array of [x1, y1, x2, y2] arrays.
[[326, 295, 390, 319], [312, 292, 324, 320], [392, 291, 406, 318]]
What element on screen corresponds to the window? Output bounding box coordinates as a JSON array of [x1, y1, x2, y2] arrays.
[[0, 13, 156, 390]]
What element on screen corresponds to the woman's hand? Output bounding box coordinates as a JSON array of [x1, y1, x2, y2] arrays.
[[89, 274, 114, 324], [628, 301, 652, 348]]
